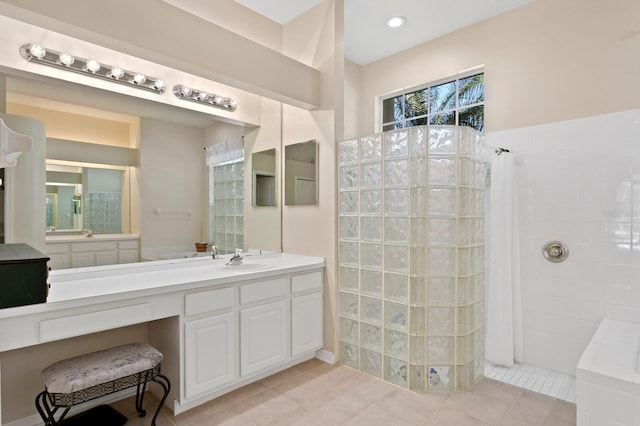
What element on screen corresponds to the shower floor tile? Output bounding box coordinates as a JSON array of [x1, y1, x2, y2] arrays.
[[484, 360, 577, 403]]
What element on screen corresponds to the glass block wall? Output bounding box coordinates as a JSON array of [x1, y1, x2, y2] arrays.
[[338, 125, 485, 393], [84, 192, 121, 234], [211, 160, 244, 254]]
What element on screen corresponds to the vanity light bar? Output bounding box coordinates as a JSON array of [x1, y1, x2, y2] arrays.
[[20, 43, 166, 94], [173, 85, 237, 111]]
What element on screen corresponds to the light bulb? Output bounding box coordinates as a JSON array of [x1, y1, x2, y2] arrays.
[[58, 52, 75, 66], [197, 91, 209, 101], [109, 66, 124, 79], [29, 44, 46, 59], [180, 86, 192, 97], [132, 73, 146, 85], [229, 99, 238, 108], [213, 95, 224, 105], [84, 59, 101, 73], [153, 79, 165, 91]]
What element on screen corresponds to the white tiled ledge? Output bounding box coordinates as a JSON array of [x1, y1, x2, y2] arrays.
[[576, 319, 640, 425]]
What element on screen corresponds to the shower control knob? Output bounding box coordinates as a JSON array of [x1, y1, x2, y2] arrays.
[[542, 241, 569, 263]]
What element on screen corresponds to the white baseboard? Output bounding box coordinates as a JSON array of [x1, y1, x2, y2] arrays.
[[315, 349, 336, 364]]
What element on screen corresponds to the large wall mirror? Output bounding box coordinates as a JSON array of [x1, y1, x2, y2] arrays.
[[284, 140, 318, 206], [5, 71, 282, 261], [252, 148, 277, 207]]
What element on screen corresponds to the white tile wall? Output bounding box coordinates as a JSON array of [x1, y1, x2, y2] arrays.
[[486, 109, 640, 376]]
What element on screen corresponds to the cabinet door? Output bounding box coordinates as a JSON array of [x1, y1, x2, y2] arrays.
[[71, 252, 93, 268], [47, 253, 69, 270], [119, 249, 139, 264], [95, 250, 117, 266], [184, 312, 235, 399], [240, 299, 289, 377], [291, 292, 323, 357]]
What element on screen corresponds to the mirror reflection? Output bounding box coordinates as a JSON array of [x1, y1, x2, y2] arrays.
[[252, 148, 277, 207], [285, 140, 318, 206], [6, 70, 283, 265], [46, 162, 125, 234]]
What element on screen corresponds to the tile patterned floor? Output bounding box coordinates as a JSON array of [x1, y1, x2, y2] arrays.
[[484, 361, 577, 403], [113, 359, 576, 426]]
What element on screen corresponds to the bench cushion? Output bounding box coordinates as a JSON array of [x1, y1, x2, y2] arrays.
[[42, 343, 163, 395]]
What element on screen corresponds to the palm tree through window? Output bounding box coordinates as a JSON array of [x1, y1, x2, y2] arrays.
[[381, 73, 484, 132]]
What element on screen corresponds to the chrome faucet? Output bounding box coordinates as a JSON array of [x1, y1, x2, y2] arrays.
[[226, 249, 244, 265]]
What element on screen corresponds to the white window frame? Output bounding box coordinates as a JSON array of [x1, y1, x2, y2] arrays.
[[377, 68, 485, 133]]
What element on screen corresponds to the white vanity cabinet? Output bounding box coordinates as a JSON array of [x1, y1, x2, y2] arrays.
[[45, 243, 71, 269], [180, 269, 323, 410], [2, 253, 325, 420], [239, 277, 289, 377], [45, 236, 140, 270], [183, 287, 235, 399], [291, 271, 324, 357], [71, 241, 118, 268]]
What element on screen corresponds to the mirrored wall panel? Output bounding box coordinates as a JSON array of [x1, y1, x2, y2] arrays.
[[252, 148, 277, 207], [285, 140, 318, 206]]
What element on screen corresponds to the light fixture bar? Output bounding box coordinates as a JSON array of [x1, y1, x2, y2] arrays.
[[20, 43, 166, 94], [173, 85, 237, 111]]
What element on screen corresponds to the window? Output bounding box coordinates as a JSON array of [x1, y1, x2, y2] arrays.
[[381, 72, 484, 132]]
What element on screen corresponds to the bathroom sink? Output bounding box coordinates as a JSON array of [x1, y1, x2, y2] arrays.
[[219, 262, 274, 271]]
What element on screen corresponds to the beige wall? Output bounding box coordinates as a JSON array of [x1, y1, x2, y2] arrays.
[[7, 102, 134, 147], [281, 0, 343, 354], [244, 98, 282, 252], [139, 118, 206, 248], [163, 0, 283, 53], [356, 0, 640, 136], [344, 59, 361, 140]]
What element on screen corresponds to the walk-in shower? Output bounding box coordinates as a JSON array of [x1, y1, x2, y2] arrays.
[[337, 125, 486, 392]]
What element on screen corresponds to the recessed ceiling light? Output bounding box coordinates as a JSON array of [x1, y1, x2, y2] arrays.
[[386, 16, 406, 28]]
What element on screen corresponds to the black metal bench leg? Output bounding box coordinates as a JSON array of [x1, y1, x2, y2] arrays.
[[135, 374, 149, 418], [150, 373, 171, 426], [35, 391, 70, 426]]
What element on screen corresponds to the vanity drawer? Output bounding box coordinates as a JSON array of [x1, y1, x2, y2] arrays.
[[185, 287, 234, 316], [45, 243, 70, 254], [240, 277, 288, 305], [118, 240, 139, 250], [292, 270, 323, 294], [71, 241, 117, 252]]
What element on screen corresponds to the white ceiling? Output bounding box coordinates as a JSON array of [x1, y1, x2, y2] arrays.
[[232, 0, 533, 65], [233, 0, 324, 25]]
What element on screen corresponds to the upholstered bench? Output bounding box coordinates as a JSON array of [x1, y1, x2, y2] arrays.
[[35, 343, 170, 426]]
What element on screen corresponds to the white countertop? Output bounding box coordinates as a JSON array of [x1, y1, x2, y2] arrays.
[[0, 253, 324, 320], [0, 252, 324, 355], [46, 233, 140, 243]]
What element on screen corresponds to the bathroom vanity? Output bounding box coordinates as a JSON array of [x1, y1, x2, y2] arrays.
[[45, 233, 141, 269], [0, 252, 325, 417]]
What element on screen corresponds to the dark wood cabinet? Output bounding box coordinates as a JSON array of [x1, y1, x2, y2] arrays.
[[0, 243, 49, 308]]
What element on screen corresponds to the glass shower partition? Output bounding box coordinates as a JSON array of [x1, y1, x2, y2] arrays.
[[338, 125, 485, 392]]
